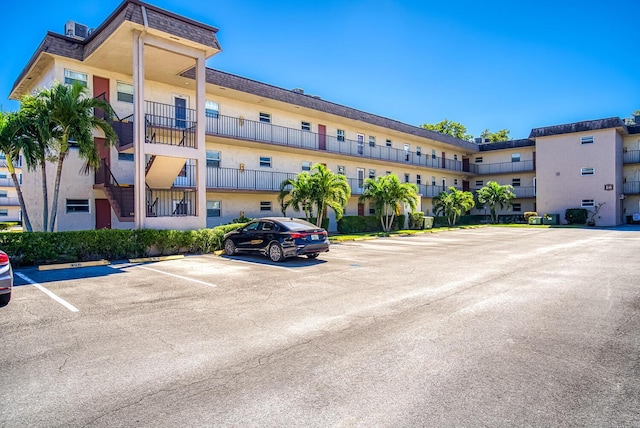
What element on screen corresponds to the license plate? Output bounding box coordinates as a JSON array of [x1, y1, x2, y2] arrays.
[[310, 234, 319, 240]]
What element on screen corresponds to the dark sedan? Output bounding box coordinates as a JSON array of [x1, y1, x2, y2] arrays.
[[0, 250, 13, 307], [223, 217, 329, 262]]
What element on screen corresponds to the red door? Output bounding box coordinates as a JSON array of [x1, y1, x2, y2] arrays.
[[318, 124, 326, 150], [95, 199, 112, 229], [358, 203, 364, 216], [93, 76, 110, 119], [441, 151, 446, 169]]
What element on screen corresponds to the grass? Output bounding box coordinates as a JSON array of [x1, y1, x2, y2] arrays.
[[329, 224, 488, 242]]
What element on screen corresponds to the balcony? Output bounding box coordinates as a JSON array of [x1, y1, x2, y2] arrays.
[[146, 188, 197, 217], [623, 181, 640, 195], [0, 197, 20, 206], [624, 150, 640, 164], [476, 160, 535, 175], [470, 186, 535, 199], [0, 177, 19, 187]]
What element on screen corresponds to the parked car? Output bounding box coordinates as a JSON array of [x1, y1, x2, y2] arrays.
[[0, 251, 13, 307], [223, 217, 329, 262]]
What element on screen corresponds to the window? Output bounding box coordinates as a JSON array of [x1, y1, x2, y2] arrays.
[[386, 139, 392, 147], [475, 156, 483, 163], [369, 203, 375, 215], [64, 69, 87, 87], [337, 129, 345, 142], [581, 167, 595, 176], [207, 201, 221, 217], [207, 150, 221, 168], [259, 112, 271, 123], [404, 173, 410, 183], [511, 153, 521, 162], [205, 100, 219, 118], [454, 154, 458, 161], [417, 147, 422, 156], [512, 178, 521, 187], [404, 144, 410, 161], [431, 176, 436, 186], [475, 180, 483, 187], [115, 81, 134, 103], [0, 209, 7, 217], [442, 178, 446, 188], [0, 172, 6, 179], [260, 201, 272, 212], [302, 161, 311, 171], [0, 190, 6, 198], [118, 153, 134, 161], [432, 149, 437, 159], [301, 121, 311, 131], [369, 136, 376, 147], [581, 199, 595, 208], [259, 156, 272, 168], [368, 169, 376, 179], [337, 165, 345, 175], [66, 199, 90, 213], [581, 136, 594, 145], [512, 203, 522, 212], [454, 179, 458, 186], [416, 174, 421, 185]]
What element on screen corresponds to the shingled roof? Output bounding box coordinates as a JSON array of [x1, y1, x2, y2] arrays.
[[477, 139, 536, 151], [529, 117, 626, 138]]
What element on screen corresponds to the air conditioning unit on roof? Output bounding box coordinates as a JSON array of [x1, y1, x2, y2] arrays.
[[65, 21, 89, 40]]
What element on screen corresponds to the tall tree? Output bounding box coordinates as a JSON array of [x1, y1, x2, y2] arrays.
[[359, 174, 419, 233], [34, 82, 117, 232], [480, 128, 510, 142], [421, 119, 473, 141], [0, 112, 34, 231], [476, 181, 515, 223], [432, 187, 476, 226], [309, 163, 350, 227]]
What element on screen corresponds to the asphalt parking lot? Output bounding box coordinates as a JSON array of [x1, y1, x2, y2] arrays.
[[1, 226, 639, 427]]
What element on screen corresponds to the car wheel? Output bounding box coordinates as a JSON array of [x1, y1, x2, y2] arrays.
[[268, 243, 284, 262], [307, 253, 319, 259], [224, 239, 237, 256], [0, 293, 10, 307]]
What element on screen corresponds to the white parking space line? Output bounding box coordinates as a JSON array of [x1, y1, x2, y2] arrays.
[[15, 272, 80, 313], [201, 254, 294, 270], [134, 265, 218, 288]]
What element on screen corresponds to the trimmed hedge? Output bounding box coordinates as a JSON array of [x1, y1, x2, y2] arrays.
[[565, 208, 588, 225], [337, 215, 406, 234], [408, 212, 425, 229], [0, 223, 246, 266]]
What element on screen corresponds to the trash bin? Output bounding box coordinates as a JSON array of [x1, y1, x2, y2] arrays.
[[528, 216, 543, 225], [423, 216, 434, 230], [543, 214, 559, 225]]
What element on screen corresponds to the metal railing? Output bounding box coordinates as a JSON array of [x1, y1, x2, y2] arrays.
[[204, 167, 298, 191], [470, 186, 535, 198], [623, 181, 640, 195], [145, 188, 197, 217], [95, 159, 134, 218], [0, 196, 20, 206], [0, 177, 18, 187], [624, 150, 640, 164], [476, 160, 535, 174], [144, 101, 196, 148]]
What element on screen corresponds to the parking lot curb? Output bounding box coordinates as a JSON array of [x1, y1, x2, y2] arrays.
[[213, 250, 225, 256], [38, 259, 110, 271], [129, 255, 185, 263]]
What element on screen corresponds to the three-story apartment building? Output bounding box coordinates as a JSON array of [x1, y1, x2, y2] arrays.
[[8, 0, 640, 231]]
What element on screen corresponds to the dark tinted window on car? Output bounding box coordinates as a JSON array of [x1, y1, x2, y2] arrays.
[[278, 219, 319, 231], [244, 222, 259, 231]]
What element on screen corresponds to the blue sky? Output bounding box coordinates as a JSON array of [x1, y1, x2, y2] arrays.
[[2, 0, 638, 139]]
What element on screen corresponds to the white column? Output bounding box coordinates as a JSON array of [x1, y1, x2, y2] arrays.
[[196, 52, 207, 227], [133, 32, 146, 229]]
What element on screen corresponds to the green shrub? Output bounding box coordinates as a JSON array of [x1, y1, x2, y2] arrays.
[[523, 212, 538, 221], [337, 215, 405, 233], [408, 212, 425, 229], [434, 214, 485, 227], [565, 208, 588, 225]]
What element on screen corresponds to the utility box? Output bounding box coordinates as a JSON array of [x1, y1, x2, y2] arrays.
[[423, 216, 434, 229], [543, 214, 559, 225], [529, 216, 543, 225]]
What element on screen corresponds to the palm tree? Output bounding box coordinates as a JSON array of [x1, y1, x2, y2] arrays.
[[308, 164, 350, 227], [432, 187, 475, 226], [0, 112, 34, 231], [17, 94, 60, 231], [34, 81, 117, 232], [359, 174, 419, 233], [476, 181, 515, 223], [279, 172, 315, 221]]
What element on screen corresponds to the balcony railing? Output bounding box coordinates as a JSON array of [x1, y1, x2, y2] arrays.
[[0, 177, 19, 187], [144, 101, 196, 148], [624, 150, 640, 164], [476, 160, 535, 174], [146, 188, 196, 217], [470, 186, 535, 198], [623, 181, 640, 195], [0, 197, 20, 206]]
